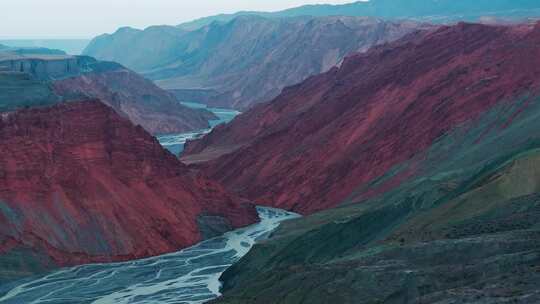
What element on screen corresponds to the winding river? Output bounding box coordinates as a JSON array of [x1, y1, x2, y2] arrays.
[[0, 101, 266, 304], [158, 102, 240, 156], [0, 207, 300, 304]]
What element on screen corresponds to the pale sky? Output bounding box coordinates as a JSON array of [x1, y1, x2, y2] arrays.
[[1, 0, 355, 38]]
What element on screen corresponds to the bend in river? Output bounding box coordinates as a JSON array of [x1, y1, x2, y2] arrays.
[[0, 207, 300, 304]]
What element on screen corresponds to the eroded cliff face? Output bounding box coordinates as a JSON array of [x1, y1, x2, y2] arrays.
[[0, 100, 256, 281], [85, 16, 430, 109], [183, 22, 540, 214], [0, 53, 215, 134]]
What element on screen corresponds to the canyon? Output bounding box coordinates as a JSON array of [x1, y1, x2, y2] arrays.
[[2, 1, 540, 303]]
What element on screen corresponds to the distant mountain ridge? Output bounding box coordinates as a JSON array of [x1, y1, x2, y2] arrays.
[[85, 0, 540, 110], [178, 0, 540, 30], [0, 39, 90, 55], [0, 44, 67, 56], [85, 16, 428, 109]]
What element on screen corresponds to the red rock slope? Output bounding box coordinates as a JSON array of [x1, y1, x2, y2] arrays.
[[0, 100, 256, 271], [183, 21, 540, 214]]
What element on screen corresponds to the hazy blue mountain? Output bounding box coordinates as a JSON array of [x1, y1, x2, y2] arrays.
[[85, 16, 427, 109], [178, 0, 540, 30], [0, 46, 67, 56]]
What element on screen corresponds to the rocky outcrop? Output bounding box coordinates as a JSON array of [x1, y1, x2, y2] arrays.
[[0, 100, 257, 282], [84, 17, 429, 109], [211, 22, 540, 304], [0, 56, 80, 80], [183, 22, 540, 214], [0, 51, 215, 134]]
